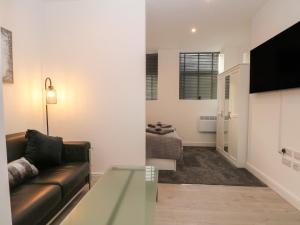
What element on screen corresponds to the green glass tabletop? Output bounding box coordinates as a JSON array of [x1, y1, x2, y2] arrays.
[[61, 166, 158, 225]]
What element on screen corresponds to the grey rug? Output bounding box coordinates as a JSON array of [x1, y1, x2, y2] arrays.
[[159, 147, 266, 187]]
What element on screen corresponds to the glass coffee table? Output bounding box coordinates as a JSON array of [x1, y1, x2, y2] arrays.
[[61, 166, 158, 225]]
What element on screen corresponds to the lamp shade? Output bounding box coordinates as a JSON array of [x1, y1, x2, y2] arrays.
[[46, 86, 57, 104]]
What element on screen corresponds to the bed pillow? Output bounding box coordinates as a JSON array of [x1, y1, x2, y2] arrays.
[[24, 130, 63, 168], [146, 127, 175, 135], [8, 157, 39, 189]]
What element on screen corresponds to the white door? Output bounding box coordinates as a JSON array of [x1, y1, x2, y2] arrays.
[[228, 73, 239, 160]]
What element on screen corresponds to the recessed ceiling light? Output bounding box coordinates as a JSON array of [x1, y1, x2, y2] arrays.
[[191, 28, 197, 33]]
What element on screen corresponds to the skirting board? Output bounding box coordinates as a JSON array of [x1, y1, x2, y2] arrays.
[[183, 142, 216, 147], [246, 162, 300, 211]]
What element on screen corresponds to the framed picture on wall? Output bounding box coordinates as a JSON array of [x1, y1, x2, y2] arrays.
[[1, 27, 14, 83]]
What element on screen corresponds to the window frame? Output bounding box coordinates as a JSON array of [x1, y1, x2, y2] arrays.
[[179, 52, 219, 100], [146, 53, 158, 101]]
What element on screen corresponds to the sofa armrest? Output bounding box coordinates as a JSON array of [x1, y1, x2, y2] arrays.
[[63, 141, 91, 163]]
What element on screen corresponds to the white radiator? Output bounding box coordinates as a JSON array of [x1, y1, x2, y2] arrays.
[[198, 116, 217, 133]]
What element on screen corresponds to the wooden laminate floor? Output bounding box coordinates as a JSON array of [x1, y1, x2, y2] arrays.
[[155, 184, 300, 225]]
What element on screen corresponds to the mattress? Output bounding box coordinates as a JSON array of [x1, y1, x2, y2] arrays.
[[146, 131, 183, 160]]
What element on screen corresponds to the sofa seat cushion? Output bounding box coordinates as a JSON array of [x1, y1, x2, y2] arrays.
[[29, 162, 89, 201], [11, 184, 61, 225]]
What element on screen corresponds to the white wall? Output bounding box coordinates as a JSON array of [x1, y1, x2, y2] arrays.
[[146, 49, 217, 146], [0, 0, 44, 134], [0, 83, 12, 224], [146, 0, 253, 145], [146, 28, 250, 145], [0, 39, 12, 225], [0, 1, 45, 223], [247, 0, 300, 210], [42, 0, 146, 173]]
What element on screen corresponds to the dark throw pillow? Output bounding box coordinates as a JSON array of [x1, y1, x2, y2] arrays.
[[8, 157, 39, 189], [25, 130, 63, 168]]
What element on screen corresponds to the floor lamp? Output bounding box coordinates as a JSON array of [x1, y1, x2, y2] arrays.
[[45, 77, 57, 136]]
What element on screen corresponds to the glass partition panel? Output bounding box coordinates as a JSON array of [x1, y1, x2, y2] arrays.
[[224, 76, 230, 152]]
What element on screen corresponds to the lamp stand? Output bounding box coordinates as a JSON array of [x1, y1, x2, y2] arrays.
[[45, 77, 57, 136], [46, 104, 49, 136]]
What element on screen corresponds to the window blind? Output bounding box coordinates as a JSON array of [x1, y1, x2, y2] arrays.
[[180, 52, 219, 100], [146, 54, 158, 100]]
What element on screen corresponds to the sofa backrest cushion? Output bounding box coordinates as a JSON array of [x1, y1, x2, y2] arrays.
[[25, 130, 63, 168], [6, 133, 27, 163]]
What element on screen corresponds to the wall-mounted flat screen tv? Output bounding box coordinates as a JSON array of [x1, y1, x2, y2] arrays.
[[250, 21, 300, 94]]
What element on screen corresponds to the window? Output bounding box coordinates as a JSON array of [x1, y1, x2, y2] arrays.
[[180, 52, 219, 100], [146, 54, 158, 100], [225, 76, 230, 99]]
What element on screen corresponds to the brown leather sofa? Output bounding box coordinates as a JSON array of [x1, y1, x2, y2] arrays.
[[6, 133, 91, 225]]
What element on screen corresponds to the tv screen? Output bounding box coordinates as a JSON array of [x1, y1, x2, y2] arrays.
[[250, 21, 300, 94]]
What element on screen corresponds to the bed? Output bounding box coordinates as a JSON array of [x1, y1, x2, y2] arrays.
[[146, 130, 183, 171]]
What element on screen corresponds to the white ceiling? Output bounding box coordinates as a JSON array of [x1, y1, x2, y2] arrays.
[[147, 0, 267, 50]]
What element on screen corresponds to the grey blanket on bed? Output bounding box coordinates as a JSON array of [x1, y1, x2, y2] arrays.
[[146, 131, 183, 160]]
